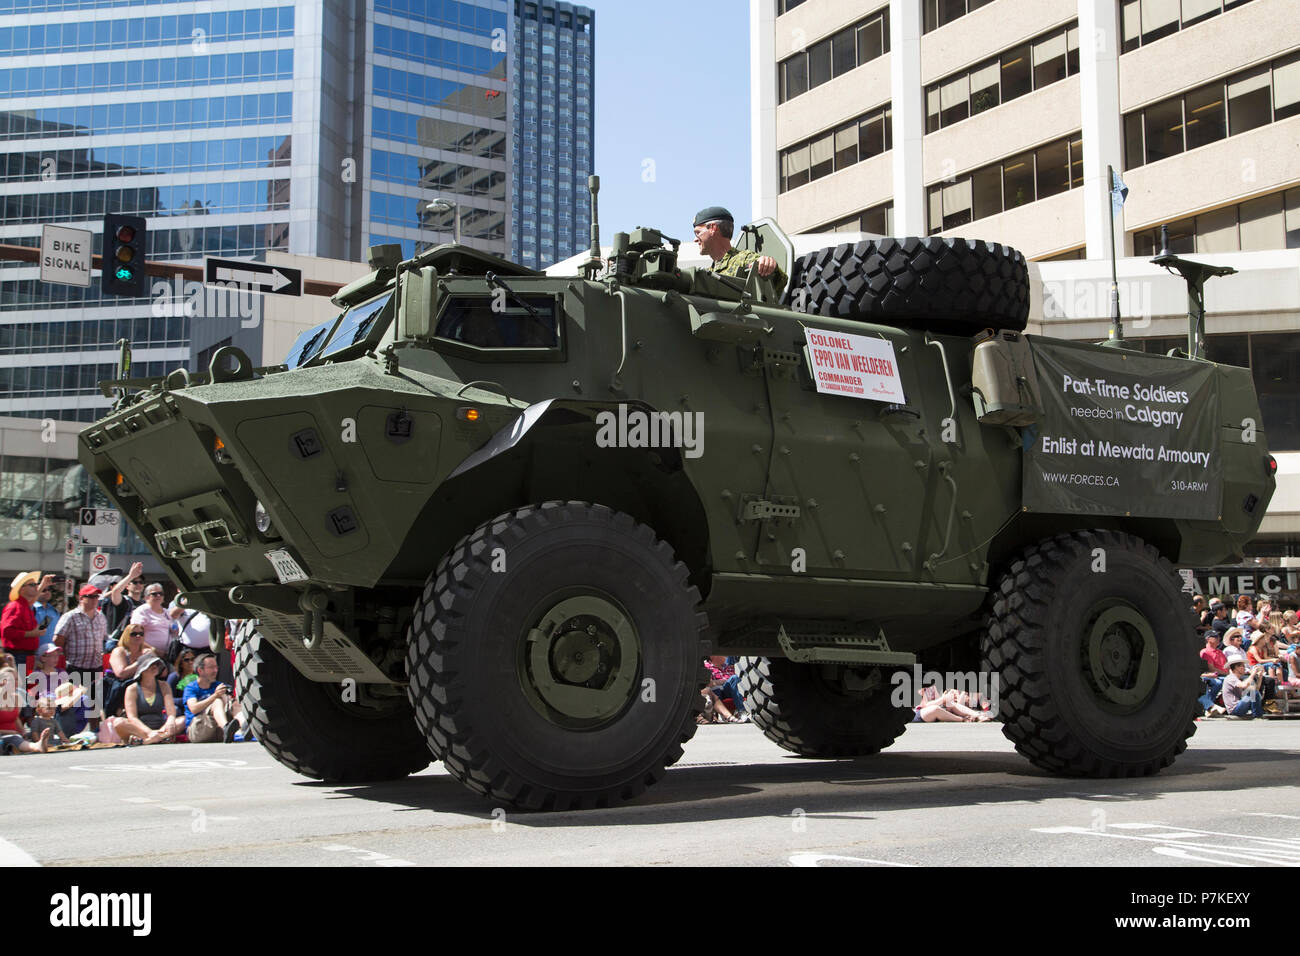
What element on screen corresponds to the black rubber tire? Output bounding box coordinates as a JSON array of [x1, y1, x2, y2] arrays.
[[406, 501, 709, 811], [982, 530, 1198, 777], [735, 657, 913, 758], [787, 236, 1030, 335], [233, 623, 432, 782]]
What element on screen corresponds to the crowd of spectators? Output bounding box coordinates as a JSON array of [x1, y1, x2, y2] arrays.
[[0, 567, 250, 755], [15, 566, 1287, 753], [1195, 592, 1299, 720]]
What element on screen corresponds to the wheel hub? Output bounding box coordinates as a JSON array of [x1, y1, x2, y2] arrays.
[[521, 594, 641, 729], [1083, 605, 1159, 709]]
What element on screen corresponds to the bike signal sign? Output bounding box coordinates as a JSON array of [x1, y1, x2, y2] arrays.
[[78, 508, 120, 547]]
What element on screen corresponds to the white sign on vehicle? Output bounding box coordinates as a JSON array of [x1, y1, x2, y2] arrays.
[[40, 224, 92, 288], [805, 328, 906, 404], [265, 549, 308, 584], [77, 508, 120, 547]]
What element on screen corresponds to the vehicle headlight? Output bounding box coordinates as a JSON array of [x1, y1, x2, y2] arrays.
[[254, 501, 273, 535]]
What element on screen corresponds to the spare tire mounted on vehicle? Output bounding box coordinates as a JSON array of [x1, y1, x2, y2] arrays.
[[787, 236, 1031, 336]]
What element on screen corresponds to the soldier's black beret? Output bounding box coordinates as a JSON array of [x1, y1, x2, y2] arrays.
[[693, 206, 734, 227]]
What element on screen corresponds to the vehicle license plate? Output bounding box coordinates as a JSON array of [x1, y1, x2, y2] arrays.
[[265, 549, 308, 583]]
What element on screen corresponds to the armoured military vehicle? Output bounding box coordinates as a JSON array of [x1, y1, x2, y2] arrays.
[[79, 189, 1275, 809]]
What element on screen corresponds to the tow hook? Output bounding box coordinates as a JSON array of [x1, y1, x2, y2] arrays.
[[299, 589, 329, 649]]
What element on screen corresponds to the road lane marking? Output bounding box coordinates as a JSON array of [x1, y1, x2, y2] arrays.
[[320, 844, 417, 867], [1035, 823, 1300, 864], [1152, 847, 1251, 866], [789, 853, 913, 867], [0, 836, 39, 867]]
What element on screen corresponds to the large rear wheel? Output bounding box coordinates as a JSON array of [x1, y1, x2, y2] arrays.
[[982, 530, 1198, 776], [406, 502, 709, 811]]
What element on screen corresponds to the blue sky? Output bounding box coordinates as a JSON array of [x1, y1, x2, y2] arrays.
[[582, 0, 753, 244]]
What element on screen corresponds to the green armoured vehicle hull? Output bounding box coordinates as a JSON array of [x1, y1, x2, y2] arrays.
[[79, 221, 1275, 808]]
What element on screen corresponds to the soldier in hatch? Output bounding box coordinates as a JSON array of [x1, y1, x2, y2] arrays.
[[692, 206, 787, 290]]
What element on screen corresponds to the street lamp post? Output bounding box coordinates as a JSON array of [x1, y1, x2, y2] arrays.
[[426, 198, 461, 246]]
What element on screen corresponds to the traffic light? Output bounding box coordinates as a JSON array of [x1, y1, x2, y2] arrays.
[[102, 213, 147, 297]]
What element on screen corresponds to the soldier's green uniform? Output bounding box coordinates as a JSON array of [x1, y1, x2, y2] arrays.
[[694, 205, 787, 291], [711, 246, 787, 290]]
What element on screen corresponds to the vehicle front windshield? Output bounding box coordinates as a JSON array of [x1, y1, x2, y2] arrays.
[[319, 293, 392, 359], [283, 319, 336, 369]]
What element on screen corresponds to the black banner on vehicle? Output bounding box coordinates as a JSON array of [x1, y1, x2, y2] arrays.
[[1023, 338, 1220, 520]]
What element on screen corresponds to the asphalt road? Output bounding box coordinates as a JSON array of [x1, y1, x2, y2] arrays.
[[2, 720, 1297, 867]]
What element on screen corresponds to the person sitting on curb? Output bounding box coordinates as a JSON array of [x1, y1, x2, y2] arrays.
[[1247, 627, 1283, 675], [0, 666, 50, 754], [113, 654, 185, 745], [1221, 660, 1265, 719], [1198, 632, 1229, 716], [168, 649, 198, 700], [183, 652, 243, 743], [28, 691, 74, 748], [1209, 600, 1231, 638], [915, 684, 991, 722], [1221, 628, 1247, 666], [104, 624, 151, 720]]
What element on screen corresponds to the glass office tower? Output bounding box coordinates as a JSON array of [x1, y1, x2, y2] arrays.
[[511, 0, 593, 270], [0, 0, 305, 422], [365, 0, 511, 259], [0, 0, 592, 423]]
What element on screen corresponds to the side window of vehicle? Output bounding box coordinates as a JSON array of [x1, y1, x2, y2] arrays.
[[434, 295, 559, 350]]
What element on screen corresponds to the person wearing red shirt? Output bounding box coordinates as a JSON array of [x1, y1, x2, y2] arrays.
[[0, 665, 51, 754], [2, 572, 56, 668], [1199, 633, 1229, 716]]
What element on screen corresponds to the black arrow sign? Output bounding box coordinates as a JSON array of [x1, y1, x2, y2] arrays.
[[204, 257, 302, 297]]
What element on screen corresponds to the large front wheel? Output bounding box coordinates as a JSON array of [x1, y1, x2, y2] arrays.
[[982, 530, 1197, 777], [406, 502, 708, 811], [234, 624, 432, 782]]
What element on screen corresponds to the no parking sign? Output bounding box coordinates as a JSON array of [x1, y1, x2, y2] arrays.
[[90, 552, 109, 574]]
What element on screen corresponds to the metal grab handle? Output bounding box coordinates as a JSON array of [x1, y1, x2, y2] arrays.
[[456, 380, 519, 405]]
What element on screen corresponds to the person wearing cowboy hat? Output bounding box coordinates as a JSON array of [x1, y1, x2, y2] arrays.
[[2, 572, 56, 668]]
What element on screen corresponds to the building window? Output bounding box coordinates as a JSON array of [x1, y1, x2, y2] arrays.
[[1121, 0, 1254, 53], [778, 9, 889, 104], [812, 201, 894, 236], [779, 104, 891, 192], [1131, 185, 1300, 255], [1124, 50, 1300, 169], [926, 133, 1084, 231], [925, 24, 1077, 133], [923, 0, 995, 33]]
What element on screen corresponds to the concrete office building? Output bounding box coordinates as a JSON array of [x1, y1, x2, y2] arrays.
[[0, 0, 593, 425], [752, 0, 1300, 563]]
